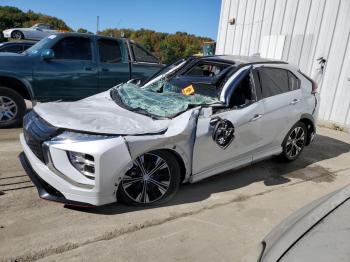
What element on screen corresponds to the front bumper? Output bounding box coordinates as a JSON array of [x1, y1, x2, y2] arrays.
[[19, 152, 93, 207], [2, 31, 11, 38], [20, 133, 133, 206]]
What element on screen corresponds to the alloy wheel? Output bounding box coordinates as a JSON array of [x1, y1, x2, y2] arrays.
[[121, 153, 171, 204], [0, 96, 18, 122], [285, 126, 305, 158], [12, 31, 22, 39]]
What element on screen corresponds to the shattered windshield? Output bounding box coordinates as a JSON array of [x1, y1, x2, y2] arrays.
[[112, 79, 219, 118]]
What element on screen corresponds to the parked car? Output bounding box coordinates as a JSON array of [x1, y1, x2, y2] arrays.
[[20, 55, 320, 207], [2, 23, 59, 40], [0, 32, 163, 127], [259, 185, 350, 262], [0, 41, 34, 53]]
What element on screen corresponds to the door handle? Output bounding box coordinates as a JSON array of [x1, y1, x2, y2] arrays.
[[290, 99, 301, 105], [250, 114, 263, 122], [101, 68, 110, 72]]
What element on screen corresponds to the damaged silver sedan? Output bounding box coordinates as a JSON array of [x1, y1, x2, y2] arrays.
[[20, 55, 319, 206]]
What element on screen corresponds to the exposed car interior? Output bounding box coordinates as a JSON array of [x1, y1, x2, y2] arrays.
[[185, 62, 229, 77], [229, 72, 256, 109]]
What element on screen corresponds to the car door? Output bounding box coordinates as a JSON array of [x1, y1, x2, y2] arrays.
[[192, 68, 265, 179], [33, 36, 98, 101], [30, 25, 48, 40], [97, 38, 130, 90], [129, 42, 163, 80], [254, 66, 302, 157]]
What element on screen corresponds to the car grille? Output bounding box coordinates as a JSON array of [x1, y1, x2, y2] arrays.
[[23, 111, 61, 162]]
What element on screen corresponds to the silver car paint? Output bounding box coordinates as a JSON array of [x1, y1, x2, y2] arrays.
[[23, 62, 318, 205], [260, 185, 350, 262], [34, 91, 170, 135], [3, 27, 58, 40]]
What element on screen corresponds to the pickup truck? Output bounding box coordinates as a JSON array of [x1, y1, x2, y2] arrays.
[[0, 33, 164, 127]]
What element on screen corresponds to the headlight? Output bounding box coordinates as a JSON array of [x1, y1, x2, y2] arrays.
[[51, 131, 117, 180], [68, 151, 95, 180], [52, 131, 117, 142]]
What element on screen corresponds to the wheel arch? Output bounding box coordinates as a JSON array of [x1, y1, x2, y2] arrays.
[[0, 75, 34, 101], [155, 148, 187, 183], [299, 114, 316, 146], [11, 30, 24, 39]]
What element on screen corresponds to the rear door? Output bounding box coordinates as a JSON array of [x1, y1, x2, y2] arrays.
[[129, 42, 163, 80], [97, 38, 130, 90], [33, 36, 98, 101], [31, 25, 50, 40], [255, 66, 302, 151]]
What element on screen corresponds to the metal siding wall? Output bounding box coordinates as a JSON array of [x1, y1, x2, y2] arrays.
[[217, 0, 350, 127], [321, 0, 350, 121]]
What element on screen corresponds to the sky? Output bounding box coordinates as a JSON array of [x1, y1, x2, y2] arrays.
[[1, 0, 222, 39]]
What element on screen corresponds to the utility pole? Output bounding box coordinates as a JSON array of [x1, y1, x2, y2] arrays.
[[96, 16, 99, 34]]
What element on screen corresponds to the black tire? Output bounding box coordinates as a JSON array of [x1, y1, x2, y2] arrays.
[[118, 150, 181, 206], [0, 87, 26, 128], [11, 30, 24, 40], [279, 122, 307, 162]]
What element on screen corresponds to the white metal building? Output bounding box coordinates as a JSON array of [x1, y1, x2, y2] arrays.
[[216, 0, 350, 127]]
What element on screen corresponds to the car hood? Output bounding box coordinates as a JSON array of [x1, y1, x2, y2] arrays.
[[5, 28, 30, 31], [260, 185, 350, 262], [0, 53, 32, 71], [33, 91, 171, 135]]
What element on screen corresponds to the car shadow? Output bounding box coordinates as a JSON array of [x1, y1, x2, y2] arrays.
[[66, 134, 350, 215]]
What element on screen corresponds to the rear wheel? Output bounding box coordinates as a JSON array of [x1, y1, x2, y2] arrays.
[[0, 87, 26, 128], [280, 122, 307, 161], [118, 151, 181, 206], [11, 30, 24, 40]]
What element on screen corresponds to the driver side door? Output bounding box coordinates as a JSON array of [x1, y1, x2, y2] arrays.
[[191, 68, 265, 181]]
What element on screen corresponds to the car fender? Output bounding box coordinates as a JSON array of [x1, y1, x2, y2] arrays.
[[0, 70, 34, 100], [124, 108, 201, 182], [300, 113, 315, 126], [260, 185, 350, 262]]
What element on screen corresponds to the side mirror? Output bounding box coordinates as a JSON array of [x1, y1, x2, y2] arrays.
[[41, 49, 55, 60]]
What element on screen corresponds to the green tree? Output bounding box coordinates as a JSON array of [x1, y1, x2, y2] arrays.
[[99, 28, 213, 64], [77, 28, 92, 34]]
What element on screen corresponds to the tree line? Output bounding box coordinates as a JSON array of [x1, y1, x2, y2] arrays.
[[99, 28, 213, 63], [0, 6, 214, 63]]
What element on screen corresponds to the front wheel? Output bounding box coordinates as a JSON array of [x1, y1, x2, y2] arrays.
[[0, 87, 26, 128], [279, 122, 307, 161], [11, 30, 24, 40], [118, 151, 181, 206]]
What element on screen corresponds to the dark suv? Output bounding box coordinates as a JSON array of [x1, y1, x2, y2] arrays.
[[0, 33, 163, 127]]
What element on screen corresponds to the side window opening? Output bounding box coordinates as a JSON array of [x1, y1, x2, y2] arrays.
[[131, 43, 159, 63], [185, 63, 228, 77], [288, 71, 300, 90], [52, 37, 92, 60], [0, 45, 22, 53], [229, 71, 256, 109], [98, 38, 122, 63]]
